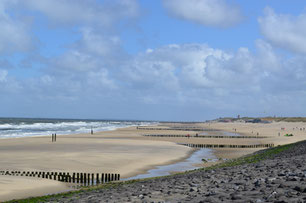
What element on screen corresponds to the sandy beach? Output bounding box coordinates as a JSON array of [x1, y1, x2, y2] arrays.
[[0, 176, 70, 201], [1, 121, 306, 201]]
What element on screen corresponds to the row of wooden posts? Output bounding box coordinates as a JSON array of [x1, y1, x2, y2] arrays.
[[0, 170, 120, 186], [143, 134, 268, 139], [169, 126, 207, 129], [179, 143, 274, 149], [136, 127, 218, 131]]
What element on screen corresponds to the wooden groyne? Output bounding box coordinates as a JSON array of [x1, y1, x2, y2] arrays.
[[179, 143, 274, 149], [0, 170, 120, 186], [143, 134, 268, 139], [136, 127, 219, 131]]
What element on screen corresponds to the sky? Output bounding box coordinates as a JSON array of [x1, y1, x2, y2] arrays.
[[0, 0, 306, 121]]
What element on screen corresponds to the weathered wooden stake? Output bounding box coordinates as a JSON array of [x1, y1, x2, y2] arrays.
[[80, 173, 83, 184], [101, 173, 104, 183], [96, 173, 100, 184], [91, 173, 94, 185]]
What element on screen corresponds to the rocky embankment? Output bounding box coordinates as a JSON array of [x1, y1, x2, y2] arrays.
[[46, 141, 306, 203]]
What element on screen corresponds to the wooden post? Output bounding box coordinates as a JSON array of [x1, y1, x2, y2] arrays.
[[105, 174, 108, 182], [101, 173, 104, 183], [91, 173, 94, 185], [77, 173, 80, 183], [80, 173, 83, 184], [107, 173, 111, 182], [84, 173, 86, 185], [73, 173, 75, 183], [96, 173, 99, 184]]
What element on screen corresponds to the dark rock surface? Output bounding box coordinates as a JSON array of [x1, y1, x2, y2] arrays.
[[47, 141, 306, 203]]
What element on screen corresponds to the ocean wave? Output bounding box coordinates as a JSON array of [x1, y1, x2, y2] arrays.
[[0, 119, 157, 139]]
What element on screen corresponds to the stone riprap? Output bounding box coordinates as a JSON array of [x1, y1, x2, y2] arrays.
[[45, 141, 306, 203]]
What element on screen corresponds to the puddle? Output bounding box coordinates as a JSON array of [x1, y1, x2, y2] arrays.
[[125, 148, 217, 180], [200, 131, 240, 136]]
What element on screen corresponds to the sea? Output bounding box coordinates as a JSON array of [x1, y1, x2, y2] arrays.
[[0, 117, 157, 139]]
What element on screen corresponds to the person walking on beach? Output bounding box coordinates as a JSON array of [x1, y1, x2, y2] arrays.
[[51, 133, 56, 142]]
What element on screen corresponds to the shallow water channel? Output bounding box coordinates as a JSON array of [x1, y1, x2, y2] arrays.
[[125, 148, 217, 180], [125, 130, 240, 180]]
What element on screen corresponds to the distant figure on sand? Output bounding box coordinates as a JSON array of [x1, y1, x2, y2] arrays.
[[51, 133, 57, 142], [91, 128, 93, 135]]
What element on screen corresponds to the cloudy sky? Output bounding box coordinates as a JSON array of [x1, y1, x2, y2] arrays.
[[1, 0, 306, 121]]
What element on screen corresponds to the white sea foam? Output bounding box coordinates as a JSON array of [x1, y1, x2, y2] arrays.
[[0, 119, 157, 139]]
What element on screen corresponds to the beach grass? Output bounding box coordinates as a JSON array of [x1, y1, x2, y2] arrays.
[[202, 142, 294, 170], [5, 142, 296, 203]]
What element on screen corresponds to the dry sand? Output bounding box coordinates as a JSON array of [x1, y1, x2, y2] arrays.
[[1, 121, 306, 201], [0, 176, 70, 202], [200, 121, 306, 159]]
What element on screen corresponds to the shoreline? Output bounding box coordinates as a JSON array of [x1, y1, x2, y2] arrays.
[[0, 122, 158, 140]]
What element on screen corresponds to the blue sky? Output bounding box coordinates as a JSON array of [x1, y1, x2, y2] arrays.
[[1, 0, 306, 121]]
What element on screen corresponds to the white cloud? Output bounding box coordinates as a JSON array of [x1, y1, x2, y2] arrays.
[[259, 7, 306, 54], [20, 0, 140, 27], [0, 69, 21, 94], [2, 39, 306, 119], [121, 41, 306, 111], [163, 0, 243, 28], [0, 1, 32, 54], [0, 69, 8, 82]]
